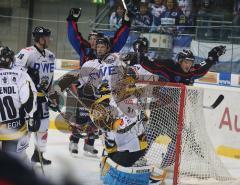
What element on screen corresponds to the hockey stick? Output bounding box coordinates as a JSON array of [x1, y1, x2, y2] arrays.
[[55, 106, 98, 139], [203, 94, 224, 109], [121, 0, 127, 10], [65, 88, 89, 111], [37, 148, 45, 175]]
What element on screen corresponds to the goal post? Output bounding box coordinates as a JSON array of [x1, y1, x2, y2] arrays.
[[131, 81, 235, 184]]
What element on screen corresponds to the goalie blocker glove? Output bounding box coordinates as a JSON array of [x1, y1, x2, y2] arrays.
[[208, 45, 226, 63], [67, 8, 82, 22]]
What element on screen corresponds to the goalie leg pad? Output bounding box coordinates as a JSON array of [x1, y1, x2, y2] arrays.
[[100, 157, 151, 185]]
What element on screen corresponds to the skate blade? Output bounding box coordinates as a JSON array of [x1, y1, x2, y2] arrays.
[[70, 152, 78, 158], [83, 151, 98, 158]]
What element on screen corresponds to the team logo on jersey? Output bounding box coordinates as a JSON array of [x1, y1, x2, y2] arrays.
[[49, 54, 54, 59], [1, 76, 9, 84], [40, 76, 49, 89], [11, 76, 17, 83], [171, 12, 177, 16], [105, 55, 116, 64], [174, 76, 181, 82]]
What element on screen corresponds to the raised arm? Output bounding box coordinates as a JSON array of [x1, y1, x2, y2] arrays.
[[67, 8, 90, 65], [189, 46, 226, 79], [111, 10, 132, 52]]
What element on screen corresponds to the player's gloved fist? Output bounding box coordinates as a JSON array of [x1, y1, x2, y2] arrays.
[[28, 113, 41, 132], [122, 10, 133, 25], [67, 8, 81, 21], [96, 80, 110, 95], [208, 45, 226, 62]]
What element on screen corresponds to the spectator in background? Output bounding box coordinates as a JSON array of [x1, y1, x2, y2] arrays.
[[150, 0, 166, 30], [233, 0, 240, 38], [133, 1, 153, 32], [159, 0, 187, 34], [109, 2, 125, 30], [177, 0, 192, 18]]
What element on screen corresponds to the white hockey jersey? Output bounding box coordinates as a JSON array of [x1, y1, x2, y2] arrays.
[[14, 46, 55, 93], [0, 68, 37, 140], [78, 53, 126, 91], [105, 96, 146, 153]]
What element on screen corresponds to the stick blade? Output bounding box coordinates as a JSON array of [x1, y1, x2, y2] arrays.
[[211, 94, 224, 109]]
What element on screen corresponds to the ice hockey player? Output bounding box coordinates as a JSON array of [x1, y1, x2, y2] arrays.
[[92, 87, 152, 185], [140, 45, 226, 85], [14, 26, 58, 165], [66, 7, 132, 155], [0, 46, 37, 162], [58, 36, 126, 155], [122, 36, 150, 66], [67, 7, 132, 65]]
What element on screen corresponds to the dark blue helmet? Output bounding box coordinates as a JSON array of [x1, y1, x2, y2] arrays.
[[32, 26, 51, 41], [96, 37, 111, 48]]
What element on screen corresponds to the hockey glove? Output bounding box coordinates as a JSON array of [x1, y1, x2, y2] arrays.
[[48, 91, 60, 112], [96, 80, 111, 96], [27, 68, 40, 90], [122, 10, 132, 26], [208, 45, 226, 63], [58, 73, 79, 92], [67, 8, 82, 22], [28, 113, 41, 132]]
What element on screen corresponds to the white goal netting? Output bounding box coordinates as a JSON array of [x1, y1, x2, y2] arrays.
[[133, 82, 235, 185]]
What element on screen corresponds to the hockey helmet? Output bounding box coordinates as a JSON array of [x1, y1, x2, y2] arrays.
[[88, 30, 103, 40], [133, 37, 149, 53], [32, 26, 51, 41], [96, 36, 111, 48], [177, 49, 195, 63], [0, 46, 15, 68]]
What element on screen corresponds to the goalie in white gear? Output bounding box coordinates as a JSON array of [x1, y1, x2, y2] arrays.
[[14, 26, 58, 165], [0, 46, 37, 162]]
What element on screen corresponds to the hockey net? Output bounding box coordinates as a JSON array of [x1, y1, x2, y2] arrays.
[[132, 81, 236, 185]]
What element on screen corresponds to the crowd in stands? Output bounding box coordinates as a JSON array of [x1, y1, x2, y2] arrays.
[[109, 0, 239, 40]]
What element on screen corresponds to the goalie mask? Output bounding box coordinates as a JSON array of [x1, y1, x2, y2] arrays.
[[0, 46, 15, 69], [89, 95, 118, 131]]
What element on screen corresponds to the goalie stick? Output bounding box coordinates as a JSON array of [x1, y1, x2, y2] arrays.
[[203, 94, 224, 110]]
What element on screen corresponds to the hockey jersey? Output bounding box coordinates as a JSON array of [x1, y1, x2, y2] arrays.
[[78, 53, 126, 91], [0, 68, 37, 140], [14, 45, 55, 94]]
